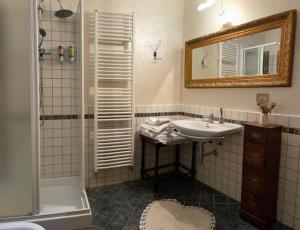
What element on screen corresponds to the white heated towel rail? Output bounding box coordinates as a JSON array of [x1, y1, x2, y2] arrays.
[[94, 10, 134, 171], [219, 41, 239, 77]]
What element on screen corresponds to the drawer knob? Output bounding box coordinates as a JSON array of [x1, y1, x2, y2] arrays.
[[252, 177, 257, 183], [250, 201, 256, 207], [251, 133, 261, 139]]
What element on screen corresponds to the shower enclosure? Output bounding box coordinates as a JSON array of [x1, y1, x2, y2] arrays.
[[0, 0, 90, 229]]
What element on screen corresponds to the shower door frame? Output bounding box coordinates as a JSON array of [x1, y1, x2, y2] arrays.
[[32, 0, 41, 215], [35, 0, 86, 211], [78, 0, 85, 189]]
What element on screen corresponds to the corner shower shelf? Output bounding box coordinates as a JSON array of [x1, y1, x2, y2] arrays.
[[93, 10, 134, 171]]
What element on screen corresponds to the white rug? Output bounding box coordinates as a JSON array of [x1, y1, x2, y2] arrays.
[[139, 199, 216, 230]]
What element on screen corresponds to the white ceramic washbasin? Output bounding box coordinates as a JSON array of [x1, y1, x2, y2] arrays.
[[172, 119, 243, 138], [0, 222, 45, 230]]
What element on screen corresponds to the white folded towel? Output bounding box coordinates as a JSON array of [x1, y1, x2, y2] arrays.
[[158, 134, 189, 145], [145, 117, 170, 126], [140, 117, 178, 143], [140, 128, 188, 145], [140, 129, 169, 140], [140, 123, 169, 133]]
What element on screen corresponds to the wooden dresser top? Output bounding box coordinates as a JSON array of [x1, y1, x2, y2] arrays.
[[244, 122, 281, 129]]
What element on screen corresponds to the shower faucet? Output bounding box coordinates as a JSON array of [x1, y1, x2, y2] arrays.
[[39, 28, 51, 62], [39, 48, 52, 62]]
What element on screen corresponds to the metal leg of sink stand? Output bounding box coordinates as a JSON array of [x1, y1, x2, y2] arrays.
[[154, 144, 160, 192], [199, 141, 218, 164], [199, 142, 205, 164], [191, 142, 197, 179], [175, 144, 180, 173], [141, 138, 145, 179]]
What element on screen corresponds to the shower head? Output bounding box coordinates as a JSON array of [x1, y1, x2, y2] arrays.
[[55, 9, 73, 18], [55, 0, 73, 18]]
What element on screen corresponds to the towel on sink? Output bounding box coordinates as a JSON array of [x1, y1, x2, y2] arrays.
[[140, 123, 169, 133], [140, 118, 189, 145], [140, 117, 171, 140], [140, 129, 169, 139], [145, 117, 170, 126]]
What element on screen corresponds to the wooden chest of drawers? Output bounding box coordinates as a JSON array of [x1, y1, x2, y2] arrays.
[[240, 123, 281, 229]]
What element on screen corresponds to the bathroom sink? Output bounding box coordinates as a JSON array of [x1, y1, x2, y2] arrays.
[[171, 119, 243, 138]]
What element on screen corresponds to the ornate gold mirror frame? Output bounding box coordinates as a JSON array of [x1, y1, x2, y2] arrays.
[[185, 10, 296, 88]]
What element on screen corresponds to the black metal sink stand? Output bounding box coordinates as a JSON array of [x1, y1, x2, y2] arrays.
[[140, 135, 197, 192]]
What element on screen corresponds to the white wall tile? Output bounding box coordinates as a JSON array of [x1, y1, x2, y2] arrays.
[[288, 134, 300, 147], [287, 146, 300, 159], [289, 116, 300, 129], [278, 116, 289, 127], [247, 112, 258, 122]]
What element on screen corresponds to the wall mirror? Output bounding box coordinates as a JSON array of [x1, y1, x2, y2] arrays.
[[185, 10, 296, 88]]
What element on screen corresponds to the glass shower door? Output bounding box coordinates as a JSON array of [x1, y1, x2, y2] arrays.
[[0, 0, 39, 217]]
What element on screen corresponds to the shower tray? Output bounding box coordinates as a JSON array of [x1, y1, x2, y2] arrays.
[[35, 176, 91, 230], [40, 177, 86, 215], [0, 177, 91, 230]]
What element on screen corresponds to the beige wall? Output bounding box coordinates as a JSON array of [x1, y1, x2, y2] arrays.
[[83, 0, 184, 106], [65, 0, 300, 114], [182, 0, 300, 116]]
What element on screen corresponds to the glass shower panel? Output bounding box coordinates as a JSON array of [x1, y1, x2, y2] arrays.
[[0, 0, 37, 217], [76, 0, 84, 186]]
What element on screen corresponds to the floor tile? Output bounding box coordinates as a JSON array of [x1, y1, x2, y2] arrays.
[[215, 212, 232, 224], [216, 224, 234, 230], [214, 195, 229, 203], [123, 224, 139, 230], [92, 213, 110, 229], [200, 192, 214, 203], [87, 175, 290, 230]]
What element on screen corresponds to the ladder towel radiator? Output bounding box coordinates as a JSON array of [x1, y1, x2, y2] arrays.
[[93, 10, 134, 171], [219, 41, 239, 77]]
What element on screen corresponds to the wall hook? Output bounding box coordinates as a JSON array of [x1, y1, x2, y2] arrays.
[[153, 40, 162, 62]]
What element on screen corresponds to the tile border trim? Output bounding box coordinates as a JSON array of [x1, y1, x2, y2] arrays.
[[40, 114, 79, 120], [134, 111, 300, 135], [41, 112, 300, 135]]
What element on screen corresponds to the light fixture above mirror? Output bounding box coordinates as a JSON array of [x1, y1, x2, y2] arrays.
[[197, 0, 225, 16], [197, 0, 216, 11]]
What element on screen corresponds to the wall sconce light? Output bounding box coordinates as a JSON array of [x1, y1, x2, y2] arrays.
[[197, 0, 216, 11], [197, 0, 225, 16]]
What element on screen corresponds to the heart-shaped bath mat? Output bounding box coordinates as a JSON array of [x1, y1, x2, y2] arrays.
[[139, 199, 216, 230]]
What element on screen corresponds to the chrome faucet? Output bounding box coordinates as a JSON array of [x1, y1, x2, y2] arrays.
[[219, 108, 224, 124], [202, 113, 215, 123], [208, 113, 214, 123]]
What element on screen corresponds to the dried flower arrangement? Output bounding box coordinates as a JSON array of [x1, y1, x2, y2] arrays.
[[257, 97, 276, 114]]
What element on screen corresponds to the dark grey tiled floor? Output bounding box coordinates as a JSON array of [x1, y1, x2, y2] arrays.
[[87, 174, 292, 230]]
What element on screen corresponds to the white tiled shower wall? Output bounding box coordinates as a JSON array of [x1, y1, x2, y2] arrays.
[[85, 104, 300, 228], [40, 9, 82, 179]]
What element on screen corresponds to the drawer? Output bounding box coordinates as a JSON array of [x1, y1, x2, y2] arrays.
[[244, 142, 266, 170], [245, 126, 267, 144], [243, 167, 265, 195], [241, 190, 264, 218]]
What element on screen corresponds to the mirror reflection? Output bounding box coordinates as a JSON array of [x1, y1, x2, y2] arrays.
[[191, 28, 281, 80]]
